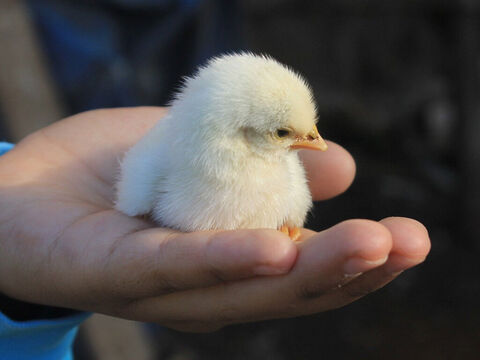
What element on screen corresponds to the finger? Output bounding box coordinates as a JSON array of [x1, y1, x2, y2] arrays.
[[102, 224, 297, 300], [309, 216, 431, 311], [379, 216, 431, 273], [299, 141, 356, 201], [123, 219, 392, 326]]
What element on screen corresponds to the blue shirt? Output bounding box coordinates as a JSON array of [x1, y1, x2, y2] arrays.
[[0, 142, 90, 359]]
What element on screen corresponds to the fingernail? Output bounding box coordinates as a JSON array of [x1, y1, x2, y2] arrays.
[[254, 265, 289, 276], [343, 255, 388, 276]]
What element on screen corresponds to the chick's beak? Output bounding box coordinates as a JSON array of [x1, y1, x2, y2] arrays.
[[290, 124, 328, 151]]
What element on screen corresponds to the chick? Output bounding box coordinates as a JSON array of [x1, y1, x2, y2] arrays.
[[115, 53, 327, 240]]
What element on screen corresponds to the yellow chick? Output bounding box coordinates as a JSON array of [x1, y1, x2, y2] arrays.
[[115, 53, 327, 240]]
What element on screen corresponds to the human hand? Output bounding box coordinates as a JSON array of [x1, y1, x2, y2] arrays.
[[0, 107, 430, 332]]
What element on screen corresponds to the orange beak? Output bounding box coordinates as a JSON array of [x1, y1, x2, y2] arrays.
[[290, 125, 328, 151]]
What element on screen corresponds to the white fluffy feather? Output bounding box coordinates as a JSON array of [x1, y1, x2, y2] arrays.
[[115, 53, 324, 232]]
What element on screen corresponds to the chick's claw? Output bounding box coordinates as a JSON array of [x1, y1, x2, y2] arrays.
[[280, 225, 301, 242]]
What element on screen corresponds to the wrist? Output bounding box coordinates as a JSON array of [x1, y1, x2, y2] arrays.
[[0, 142, 79, 321]]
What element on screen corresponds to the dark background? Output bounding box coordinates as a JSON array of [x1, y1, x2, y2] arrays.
[[1, 0, 479, 359]]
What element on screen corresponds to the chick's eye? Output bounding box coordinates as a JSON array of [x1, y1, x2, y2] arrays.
[[276, 128, 291, 138]]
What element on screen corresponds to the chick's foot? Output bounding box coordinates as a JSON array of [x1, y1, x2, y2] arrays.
[[280, 225, 301, 242]]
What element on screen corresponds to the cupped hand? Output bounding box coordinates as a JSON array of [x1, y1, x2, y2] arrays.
[[0, 107, 430, 331]]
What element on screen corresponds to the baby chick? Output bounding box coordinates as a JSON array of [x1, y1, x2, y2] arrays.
[[115, 53, 327, 240]]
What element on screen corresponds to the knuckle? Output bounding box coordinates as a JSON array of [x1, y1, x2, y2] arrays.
[[204, 232, 230, 282], [156, 231, 179, 262]]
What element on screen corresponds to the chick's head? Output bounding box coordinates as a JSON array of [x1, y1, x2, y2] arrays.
[[173, 53, 327, 158]]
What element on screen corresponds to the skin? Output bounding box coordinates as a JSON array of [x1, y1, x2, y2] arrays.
[[0, 107, 430, 332]]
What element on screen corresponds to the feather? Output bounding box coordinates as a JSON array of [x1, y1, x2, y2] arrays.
[[115, 53, 327, 234]]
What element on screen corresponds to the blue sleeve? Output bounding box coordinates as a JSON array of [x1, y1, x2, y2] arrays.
[[0, 312, 90, 360], [0, 142, 91, 359], [0, 142, 14, 156]]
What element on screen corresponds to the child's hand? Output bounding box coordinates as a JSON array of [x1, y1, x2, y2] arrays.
[[0, 107, 430, 332]]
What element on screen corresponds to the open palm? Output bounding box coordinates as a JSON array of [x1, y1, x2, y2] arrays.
[[0, 107, 430, 331]]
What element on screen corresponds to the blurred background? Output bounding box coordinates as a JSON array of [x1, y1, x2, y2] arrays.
[[1, 0, 479, 359]]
